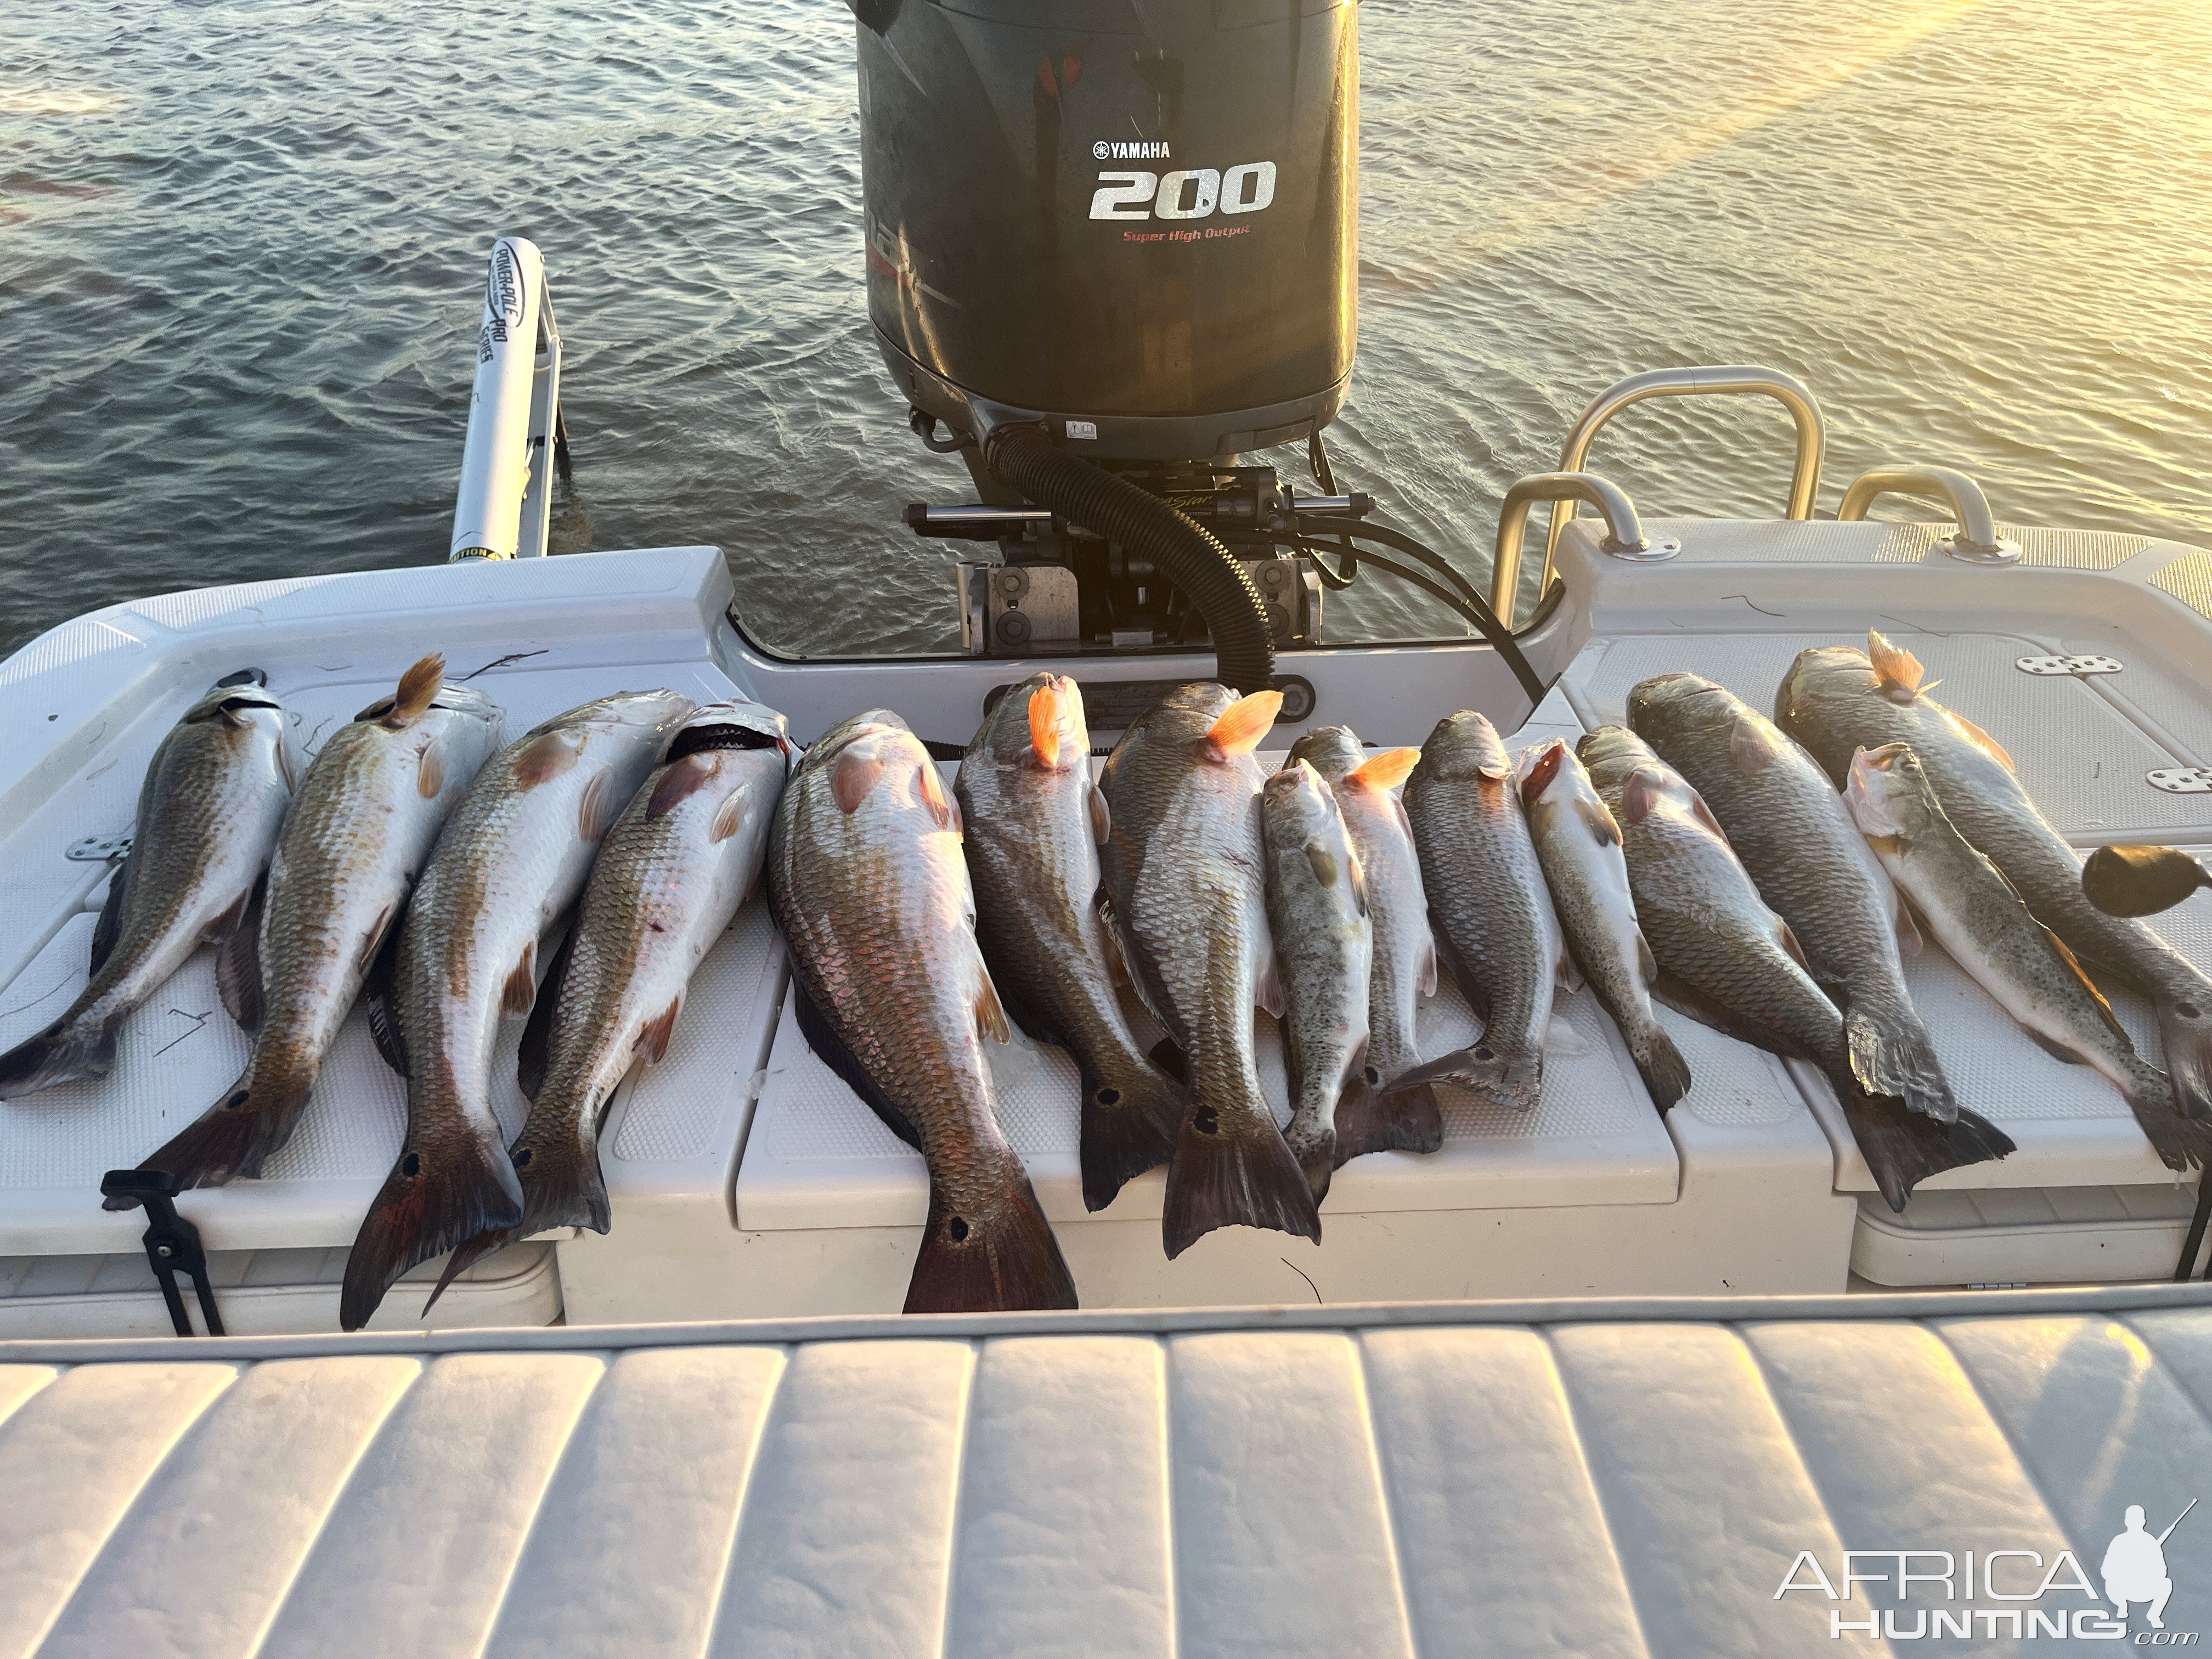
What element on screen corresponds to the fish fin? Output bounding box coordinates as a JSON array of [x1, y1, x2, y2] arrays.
[[709, 788, 747, 844], [1651, 967, 1810, 1057], [355, 901, 397, 977], [1574, 796, 1622, 847], [88, 850, 133, 975], [1620, 768, 1664, 825], [1027, 683, 1063, 770], [511, 729, 580, 788], [379, 654, 447, 730], [1729, 714, 1783, 775], [1846, 998, 1960, 1124], [2154, 991, 2212, 1125], [918, 761, 957, 831], [1687, 789, 1731, 843], [647, 751, 715, 819], [2023, 1028, 2089, 1065], [0, 1014, 121, 1098], [1418, 933, 1439, 997], [1346, 747, 1420, 791], [576, 768, 617, 842], [1346, 848, 1369, 917], [1427, 922, 1489, 1025], [507, 1097, 616, 1235], [1636, 931, 1658, 985], [1835, 1076, 2013, 1212], [1476, 760, 1513, 785], [1633, 1022, 1694, 1113], [1201, 689, 1284, 761], [364, 904, 409, 1078], [793, 975, 921, 1150], [1866, 630, 1926, 700], [906, 1163, 1077, 1312], [2117, 1059, 2212, 1172], [1893, 894, 1924, 957], [421, 1229, 511, 1319], [1557, 946, 1584, 994], [1256, 954, 1286, 1020], [214, 872, 267, 1034], [1775, 919, 1813, 973], [1304, 840, 1340, 888], [831, 749, 884, 812], [340, 1131, 525, 1330], [1076, 1060, 1180, 1212], [635, 996, 682, 1065], [132, 1066, 315, 1192], [1149, 1036, 1190, 1085], [1392, 794, 1417, 849], [1088, 783, 1111, 845], [974, 974, 1011, 1044], [416, 743, 444, 800], [516, 926, 575, 1102], [1334, 1068, 1443, 1165], [1161, 1098, 1321, 1259], [501, 939, 538, 1018], [2037, 928, 2131, 1048], [1385, 1044, 1542, 1113], [1946, 710, 2016, 773], [1517, 740, 1567, 805]]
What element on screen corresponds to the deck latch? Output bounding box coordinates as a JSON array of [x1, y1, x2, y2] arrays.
[[66, 832, 133, 862], [2147, 769, 2212, 795], [99, 1168, 224, 1336], [2016, 653, 2123, 676]]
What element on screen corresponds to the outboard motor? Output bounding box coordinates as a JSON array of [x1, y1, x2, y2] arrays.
[[850, 0, 1529, 700]]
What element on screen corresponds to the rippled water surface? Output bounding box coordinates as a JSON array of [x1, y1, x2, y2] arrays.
[[4, 0, 2209, 656]]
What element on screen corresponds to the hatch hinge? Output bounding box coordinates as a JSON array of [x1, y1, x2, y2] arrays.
[[66, 832, 133, 862], [2016, 653, 2123, 676], [2147, 768, 2212, 795]]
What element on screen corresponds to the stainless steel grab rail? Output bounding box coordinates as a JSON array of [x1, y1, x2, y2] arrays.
[[1835, 465, 2021, 566], [1492, 471, 1664, 628], [1539, 365, 1826, 594]]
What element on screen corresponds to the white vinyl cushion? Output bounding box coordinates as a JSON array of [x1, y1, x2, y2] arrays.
[[8, 1291, 2212, 1656]]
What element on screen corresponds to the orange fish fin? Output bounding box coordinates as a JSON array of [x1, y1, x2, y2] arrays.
[[1730, 713, 1782, 776], [1027, 683, 1063, 770], [501, 939, 538, 1017], [416, 743, 444, 800], [1867, 630, 1926, 699], [380, 654, 445, 730], [1518, 740, 1567, 804], [1202, 689, 1283, 760], [1948, 709, 2016, 773], [511, 730, 579, 787], [635, 997, 682, 1064], [1347, 746, 1420, 792], [710, 788, 747, 843], [831, 749, 884, 812], [975, 974, 1011, 1043]]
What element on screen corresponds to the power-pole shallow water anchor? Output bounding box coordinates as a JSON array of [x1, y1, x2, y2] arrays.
[[99, 1167, 224, 1336]]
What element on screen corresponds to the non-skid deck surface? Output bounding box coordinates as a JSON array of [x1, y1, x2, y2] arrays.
[[6, 1294, 2211, 1657]]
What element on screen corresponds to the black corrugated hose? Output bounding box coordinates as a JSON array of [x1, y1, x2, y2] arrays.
[[986, 425, 1277, 694]]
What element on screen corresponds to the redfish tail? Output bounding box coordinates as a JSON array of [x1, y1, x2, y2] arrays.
[[905, 1165, 1077, 1313], [1077, 1060, 1180, 1212], [1162, 1097, 1321, 1260], [120, 1066, 314, 1206], [1335, 1069, 1444, 1164], [341, 1133, 523, 1330]]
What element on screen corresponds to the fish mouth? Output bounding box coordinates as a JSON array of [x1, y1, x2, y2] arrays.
[[666, 699, 791, 762]]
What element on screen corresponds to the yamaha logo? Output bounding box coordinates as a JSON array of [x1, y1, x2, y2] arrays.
[[1093, 140, 1170, 160]]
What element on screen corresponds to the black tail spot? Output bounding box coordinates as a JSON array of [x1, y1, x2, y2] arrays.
[[948, 1215, 970, 1242], [1364, 1065, 1383, 1087], [1475, 1045, 1496, 1062], [1095, 1086, 1121, 1107], [400, 1151, 420, 1177], [224, 1090, 250, 1110], [512, 1146, 533, 1167], [2179, 1002, 2203, 1020], [1192, 1104, 1220, 1135]]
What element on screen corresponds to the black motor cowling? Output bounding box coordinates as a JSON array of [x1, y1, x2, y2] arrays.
[[853, 0, 1359, 462]]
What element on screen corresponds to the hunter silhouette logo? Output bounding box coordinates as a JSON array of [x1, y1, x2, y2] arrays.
[[2104, 1500, 2193, 1630]]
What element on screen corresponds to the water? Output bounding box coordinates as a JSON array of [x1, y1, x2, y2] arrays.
[[4, 0, 2209, 658]]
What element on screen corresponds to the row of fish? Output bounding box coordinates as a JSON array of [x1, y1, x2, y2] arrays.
[[0, 658, 792, 1329]]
